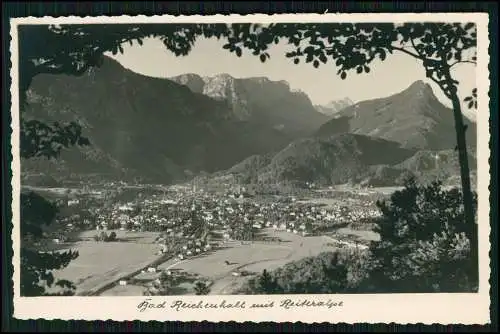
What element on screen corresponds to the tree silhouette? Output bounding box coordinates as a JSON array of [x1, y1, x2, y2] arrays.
[[20, 191, 79, 296], [258, 269, 282, 294], [369, 176, 478, 292]]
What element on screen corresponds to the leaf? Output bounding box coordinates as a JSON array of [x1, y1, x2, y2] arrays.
[[468, 101, 474, 109], [235, 47, 242, 57], [425, 45, 434, 55], [464, 22, 475, 30], [319, 52, 327, 64], [137, 39, 143, 46], [293, 58, 300, 65], [313, 60, 319, 68], [463, 96, 473, 102], [223, 43, 231, 49], [364, 65, 370, 73], [259, 54, 266, 63], [379, 50, 386, 61], [341, 72, 347, 80], [356, 66, 363, 74], [304, 46, 315, 55]]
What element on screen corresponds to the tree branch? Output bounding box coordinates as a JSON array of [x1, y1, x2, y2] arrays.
[[449, 60, 477, 68], [409, 36, 421, 57], [391, 46, 422, 59]]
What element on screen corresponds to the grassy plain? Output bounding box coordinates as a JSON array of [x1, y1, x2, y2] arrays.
[[47, 230, 162, 295]]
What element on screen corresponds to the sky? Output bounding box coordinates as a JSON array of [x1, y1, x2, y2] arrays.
[[107, 35, 477, 114]]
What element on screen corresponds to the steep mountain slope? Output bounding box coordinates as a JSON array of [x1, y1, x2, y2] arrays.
[[21, 57, 292, 184], [169, 73, 329, 137], [316, 81, 477, 151], [314, 97, 354, 116]]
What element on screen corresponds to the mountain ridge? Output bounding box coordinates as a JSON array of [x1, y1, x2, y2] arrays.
[[21, 56, 294, 185]]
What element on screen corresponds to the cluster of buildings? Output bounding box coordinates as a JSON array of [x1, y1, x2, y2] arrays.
[[100, 188, 380, 239], [51, 185, 382, 254]]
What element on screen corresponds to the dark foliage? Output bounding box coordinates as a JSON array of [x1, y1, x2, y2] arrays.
[[20, 191, 79, 296], [94, 231, 118, 242], [194, 281, 211, 295], [243, 250, 370, 294], [367, 176, 478, 292]]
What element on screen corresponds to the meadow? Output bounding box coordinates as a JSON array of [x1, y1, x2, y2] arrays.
[[100, 228, 365, 296], [46, 230, 162, 295]]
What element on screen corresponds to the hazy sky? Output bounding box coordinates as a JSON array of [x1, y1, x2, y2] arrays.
[[107, 36, 476, 110]]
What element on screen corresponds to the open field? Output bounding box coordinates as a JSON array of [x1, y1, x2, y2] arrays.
[[101, 228, 356, 296], [47, 230, 162, 295]]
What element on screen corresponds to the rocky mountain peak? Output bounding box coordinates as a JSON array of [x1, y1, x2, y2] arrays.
[[405, 80, 435, 98], [169, 73, 328, 134]]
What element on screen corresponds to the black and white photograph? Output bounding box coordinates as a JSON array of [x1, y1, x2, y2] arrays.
[[10, 13, 491, 323]]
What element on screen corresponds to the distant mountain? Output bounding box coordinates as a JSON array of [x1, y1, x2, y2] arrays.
[[316, 81, 477, 151], [169, 73, 329, 137], [220, 132, 477, 188], [222, 133, 419, 186], [21, 57, 293, 185], [314, 97, 354, 116]]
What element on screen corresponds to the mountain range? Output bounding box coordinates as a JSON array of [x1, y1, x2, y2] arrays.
[[21, 57, 323, 185], [21, 56, 477, 188]]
